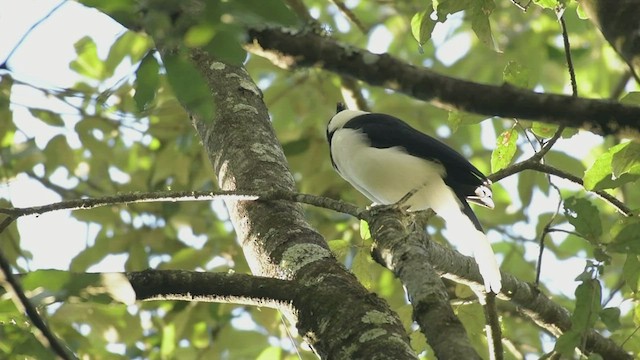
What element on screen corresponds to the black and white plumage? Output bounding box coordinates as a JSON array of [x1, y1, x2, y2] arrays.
[[327, 104, 501, 293]]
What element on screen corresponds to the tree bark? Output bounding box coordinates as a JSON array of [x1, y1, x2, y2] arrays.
[[580, 0, 640, 81], [183, 49, 417, 359]]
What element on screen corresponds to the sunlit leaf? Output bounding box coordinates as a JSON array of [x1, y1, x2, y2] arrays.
[[533, 0, 561, 9], [411, 9, 436, 46], [69, 36, 105, 80], [531, 122, 557, 138], [620, 91, 640, 105], [584, 142, 640, 190], [256, 346, 282, 360], [491, 128, 518, 172], [611, 141, 640, 178], [105, 31, 152, 78]]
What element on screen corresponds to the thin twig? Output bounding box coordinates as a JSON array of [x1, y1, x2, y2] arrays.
[[0, 189, 362, 220], [0, 245, 76, 359], [559, 12, 578, 98], [340, 76, 370, 112], [483, 292, 504, 360], [1, 1, 67, 68], [489, 158, 632, 216], [330, 0, 368, 33]]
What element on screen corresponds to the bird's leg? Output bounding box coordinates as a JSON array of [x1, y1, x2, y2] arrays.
[[369, 183, 428, 218]]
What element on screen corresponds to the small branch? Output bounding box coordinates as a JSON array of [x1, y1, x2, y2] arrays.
[[483, 292, 504, 360], [127, 269, 299, 308], [489, 161, 632, 216], [0, 249, 76, 360], [340, 76, 371, 112], [558, 11, 578, 98], [0, 216, 14, 234], [0, 1, 67, 69], [0, 189, 362, 219], [331, 0, 369, 33]]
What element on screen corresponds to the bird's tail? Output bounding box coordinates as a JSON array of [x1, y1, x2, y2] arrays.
[[440, 207, 502, 293], [471, 231, 502, 294]]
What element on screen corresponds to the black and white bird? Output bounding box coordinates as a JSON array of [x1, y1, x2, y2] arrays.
[[327, 104, 501, 293]]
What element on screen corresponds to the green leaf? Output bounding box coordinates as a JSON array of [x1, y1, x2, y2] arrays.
[[411, 10, 436, 46], [29, 108, 65, 127], [611, 141, 640, 178], [600, 307, 621, 331], [204, 29, 247, 66], [533, 0, 561, 9], [43, 135, 76, 174], [227, 0, 299, 27], [531, 122, 557, 138], [184, 23, 217, 47], [554, 329, 581, 356], [503, 61, 529, 88], [351, 248, 375, 289], [623, 255, 640, 292], [134, 52, 160, 111], [282, 138, 310, 156], [360, 219, 371, 240], [77, 0, 137, 27], [619, 91, 640, 105], [69, 36, 105, 80], [469, 1, 496, 50], [491, 128, 518, 172], [448, 111, 486, 132], [572, 278, 601, 331], [105, 31, 152, 78], [608, 223, 640, 254], [256, 346, 282, 360], [163, 52, 215, 121], [434, 0, 472, 21], [584, 142, 640, 190], [563, 196, 602, 241]]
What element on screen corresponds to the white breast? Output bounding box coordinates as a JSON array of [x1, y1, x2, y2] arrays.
[[331, 128, 461, 214]]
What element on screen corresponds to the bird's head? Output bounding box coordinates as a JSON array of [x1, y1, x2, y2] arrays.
[[327, 103, 369, 141]]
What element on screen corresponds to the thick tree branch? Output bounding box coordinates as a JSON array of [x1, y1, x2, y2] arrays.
[[127, 269, 300, 307], [183, 50, 416, 359], [581, 0, 640, 82], [366, 207, 482, 359], [246, 26, 640, 138]]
